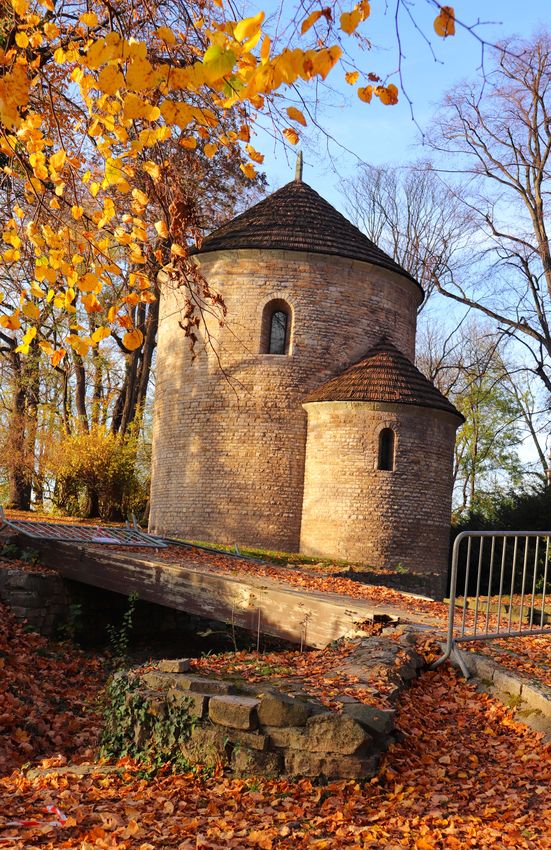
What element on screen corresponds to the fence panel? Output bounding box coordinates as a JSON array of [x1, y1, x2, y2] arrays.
[[431, 531, 551, 675]]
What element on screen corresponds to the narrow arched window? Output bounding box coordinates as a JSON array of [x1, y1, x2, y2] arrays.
[[268, 310, 288, 354], [378, 428, 395, 471], [260, 300, 292, 355]]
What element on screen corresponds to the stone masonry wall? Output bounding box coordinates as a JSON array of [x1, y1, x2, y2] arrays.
[[114, 632, 424, 780], [150, 249, 421, 550], [300, 401, 460, 596]]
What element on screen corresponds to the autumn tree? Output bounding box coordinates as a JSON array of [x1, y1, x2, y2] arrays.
[[418, 321, 530, 516], [427, 32, 551, 396], [341, 161, 475, 308], [0, 0, 464, 510]]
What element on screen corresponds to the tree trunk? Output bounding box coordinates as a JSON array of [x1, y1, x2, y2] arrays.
[[6, 349, 30, 510]]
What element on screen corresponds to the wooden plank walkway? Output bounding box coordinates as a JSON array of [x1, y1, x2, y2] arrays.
[[30, 541, 425, 648]]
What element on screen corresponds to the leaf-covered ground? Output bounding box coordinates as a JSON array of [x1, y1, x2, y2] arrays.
[[0, 602, 549, 848], [188, 630, 410, 711], [0, 603, 106, 775]]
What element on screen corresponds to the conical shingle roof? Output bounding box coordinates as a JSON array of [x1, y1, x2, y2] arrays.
[[192, 179, 421, 292], [304, 339, 464, 420]]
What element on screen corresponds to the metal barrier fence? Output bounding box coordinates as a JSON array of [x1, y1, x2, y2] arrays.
[[432, 530, 551, 676]]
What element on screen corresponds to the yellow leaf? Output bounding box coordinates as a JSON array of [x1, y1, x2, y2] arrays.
[[240, 163, 257, 179], [357, 85, 373, 103], [202, 45, 236, 83], [204, 143, 217, 158], [15, 31, 29, 48], [345, 70, 359, 85], [91, 326, 111, 344], [15, 325, 37, 354], [260, 35, 270, 63], [11, 0, 28, 13], [67, 334, 90, 356], [80, 11, 98, 26], [283, 127, 299, 145], [154, 220, 169, 238], [301, 10, 323, 35], [234, 11, 264, 43], [179, 136, 197, 150], [143, 161, 161, 180], [78, 272, 100, 292], [50, 148, 66, 172], [82, 293, 102, 313], [22, 326, 37, 344], [22, 301, 40, 321], [123, 328, 143, 351], [434, 6, 455, 37], [415, 838, 436, 850], [132, 188, 148, 206], [38, 340, 55, 355], [245, 144, 264, 164], [286, 106, 307, 126], [170, 242, 187, 257], [156, 26, 176, 45], [72, 205, 84, 220], [43, 21, 59, 38], [340, 9, 362, 35], [97, 65, 125, 96]]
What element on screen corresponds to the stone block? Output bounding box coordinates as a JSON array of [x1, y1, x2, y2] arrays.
[[264, 726, 303, 749], [141, 671, 234, 695], [284, 750, 378, 780], [167, 688, 209, 719], [226, 729, 269, 751], [518, 683, 551, 717], [257, 692, 312, 727], [159, 658, 191, 673], [343, 704, 395, 737], [232, 747, 283, 777], [302, 714, 372, 755], [181, 725, 228, 767], [181, 675, 237, 695], [140, 671, 181, 690], [209, 695, 260, 730], [492, 668, 523, 697]]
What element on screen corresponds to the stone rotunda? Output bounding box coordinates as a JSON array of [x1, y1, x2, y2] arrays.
[[150, 168, 464, 593]]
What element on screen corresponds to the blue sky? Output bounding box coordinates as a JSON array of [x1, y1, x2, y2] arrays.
[[254, 0, 549, 210]]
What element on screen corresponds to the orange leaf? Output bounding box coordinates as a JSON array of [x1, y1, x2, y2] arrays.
[[301, 10, 323, 35], [286, 106, 307, 126], [283, 127, 299, 145], [357, 85, 373, 103], [123, 328, 144, 351], [434, 6, 455, 37]]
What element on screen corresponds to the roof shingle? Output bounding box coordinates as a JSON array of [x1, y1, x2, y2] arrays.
[[192, 179, 421, 293], [303, 339, 464, 420]]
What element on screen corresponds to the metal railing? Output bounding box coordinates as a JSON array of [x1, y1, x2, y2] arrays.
[[432, 531, 551, 676]]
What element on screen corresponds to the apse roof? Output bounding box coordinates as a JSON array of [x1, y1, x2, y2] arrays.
[[304, 339, 464, 420], [191, 178, 421, 292]]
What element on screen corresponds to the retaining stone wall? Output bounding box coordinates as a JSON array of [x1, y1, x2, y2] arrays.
[[0, 567, 71, 636], [120, 633, 424, 780]]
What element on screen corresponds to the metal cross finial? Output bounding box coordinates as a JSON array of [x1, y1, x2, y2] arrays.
[[294, 150, 303, 181]]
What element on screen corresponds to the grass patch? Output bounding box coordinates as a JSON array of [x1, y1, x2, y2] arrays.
[[183, 539, 356, 570]]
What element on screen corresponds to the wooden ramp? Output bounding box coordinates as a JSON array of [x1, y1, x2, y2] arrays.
[[29, 541, 417, 648]]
